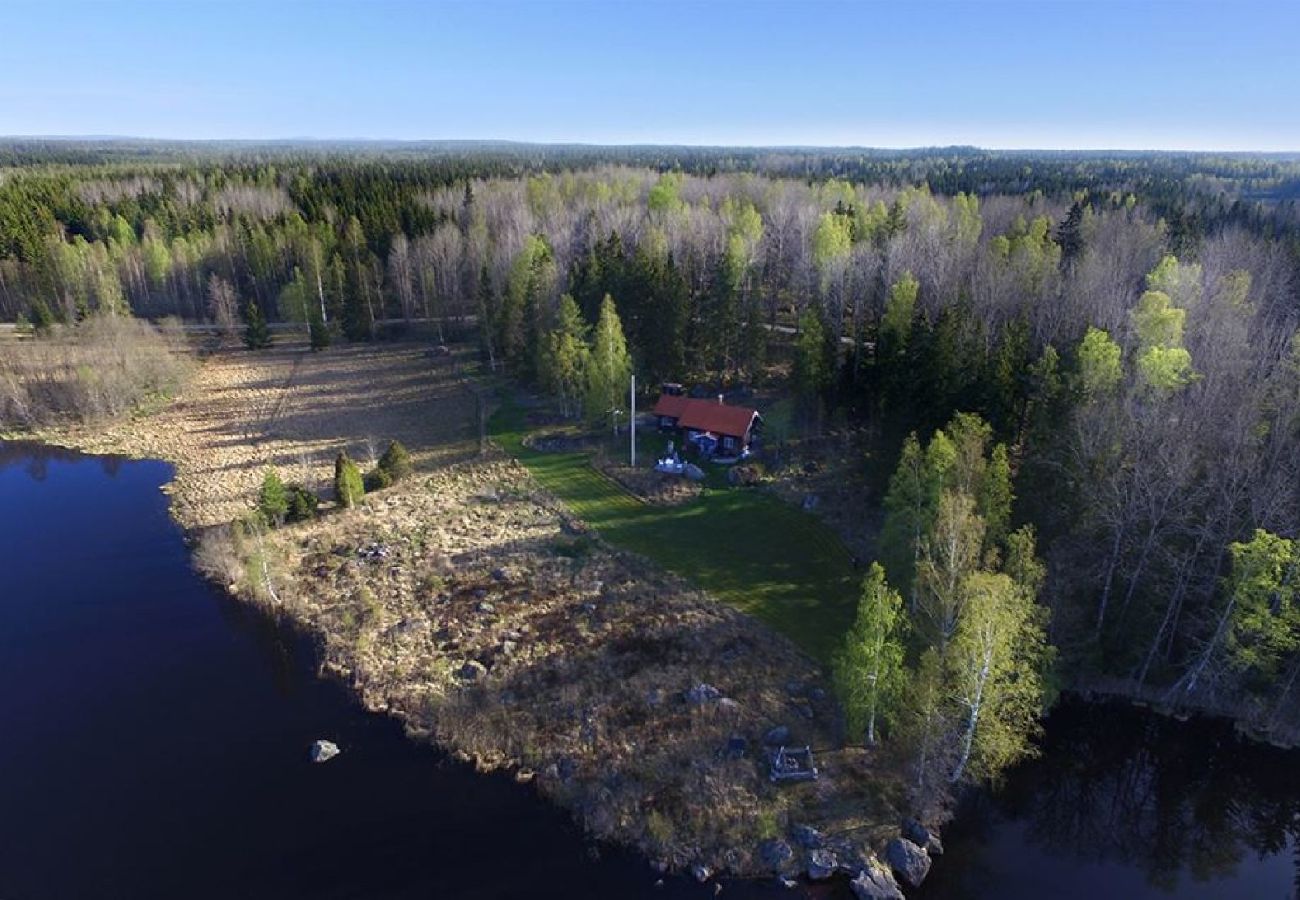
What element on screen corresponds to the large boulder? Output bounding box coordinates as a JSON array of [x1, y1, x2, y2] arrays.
[[885, 837, 931, 888], [902, 817, 944, 857], [758, 838, 795, 873], [806, 848, 838, 880], [684, 683, 722, 705], [764, 725, 792, 746], [790, 824, 823, 849], [309, 739, 340, 763], [850, 863, 905, 900]]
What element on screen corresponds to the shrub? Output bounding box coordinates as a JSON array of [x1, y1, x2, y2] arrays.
[[378, 440, 413, 482], [0, 315, 192, 429], [364, 466, 393, 492], [334, 451, 365, 508], [285, 483, 319, 522], [256, 468, 289, 525]]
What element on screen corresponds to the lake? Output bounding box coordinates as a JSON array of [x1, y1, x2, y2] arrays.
[[0, 442, 791, 900], [2, 441, 1296, 900]]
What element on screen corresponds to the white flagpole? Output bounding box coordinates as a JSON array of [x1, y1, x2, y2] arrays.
[[630, 373, 636, 466]]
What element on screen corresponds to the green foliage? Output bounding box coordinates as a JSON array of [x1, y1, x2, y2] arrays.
[[242, 301, 272, 350], [308, 307, 331, 350], [285, 483, 319, 523], [364, 466, 393, 492], [29, 297, 57, 333], [947, 568, 1051, 783], [539, 294, 590, 418], [978, 443, 1013, 550], [881, 272, 919, 352], [257, 468, 289, 526], [833, 563, 909, 744], [879, 432, 942, 601], [793, 308, 832, 401], [333, 451, 365, 508], [647, 172, 685, 214], [812, 211, 853, 272], [1226, 530, 1299, 687], [584, 294, 632, 431], [1136, 345, 1195, 391], [1075, 326, 1122, 398], [378, 440, 413, 482], [1132, 290, 1185, 348]]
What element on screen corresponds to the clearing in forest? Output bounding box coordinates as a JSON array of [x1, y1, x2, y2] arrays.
[[489, 402, 860, 663]]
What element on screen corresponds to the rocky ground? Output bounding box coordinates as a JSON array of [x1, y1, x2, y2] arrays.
[[25, 340, 923, 893]]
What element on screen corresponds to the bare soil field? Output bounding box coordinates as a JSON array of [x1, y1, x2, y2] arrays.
[[30, 339, 481, 530]]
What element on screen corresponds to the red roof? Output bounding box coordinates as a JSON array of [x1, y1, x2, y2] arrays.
[[653, 395, 759, 439]]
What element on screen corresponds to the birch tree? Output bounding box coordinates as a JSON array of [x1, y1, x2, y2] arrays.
[[834, 563, 908, 745]]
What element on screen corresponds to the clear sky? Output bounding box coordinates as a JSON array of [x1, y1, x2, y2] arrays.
[[1, 0, 1297, 151]]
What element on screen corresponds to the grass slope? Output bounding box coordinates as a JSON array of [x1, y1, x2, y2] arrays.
[[491, 404, 859, 663]]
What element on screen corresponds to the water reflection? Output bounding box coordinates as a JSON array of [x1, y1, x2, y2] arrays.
[[920, 697, 1300, 899]]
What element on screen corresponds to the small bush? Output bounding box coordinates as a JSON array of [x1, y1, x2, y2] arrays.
[[364, 467, 394, 492], [285, 483, 319, 522], [334, 451, 365, 508], [378, 440, 413, 481], [257, 468, 288, 525]]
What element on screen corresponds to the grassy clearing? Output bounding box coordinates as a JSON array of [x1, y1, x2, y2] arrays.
[[490, 403, 859, 662]]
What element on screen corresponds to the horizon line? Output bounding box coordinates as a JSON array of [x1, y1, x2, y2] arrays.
[[3, 135, 1299, 157]]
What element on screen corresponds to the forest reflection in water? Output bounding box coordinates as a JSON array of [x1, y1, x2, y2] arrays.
[[919, 696, 1300, 899]]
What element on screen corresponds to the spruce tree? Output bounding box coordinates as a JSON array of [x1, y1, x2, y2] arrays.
[[309, 307, 331, 351], [257, 468, 289, 525], [243, 301, 272, 349], [378, 440, 413, 482]]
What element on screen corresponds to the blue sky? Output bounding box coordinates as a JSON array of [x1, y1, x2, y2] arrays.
[[1, 0, 1296, 150]]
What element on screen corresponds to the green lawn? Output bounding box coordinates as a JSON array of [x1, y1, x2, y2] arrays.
[[490, 403, 860, 663]]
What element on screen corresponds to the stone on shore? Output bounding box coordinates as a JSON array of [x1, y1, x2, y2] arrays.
[[850, 863, 905, 900], [806, 848, 837, 880], [885, 837, 931, 888], [902, 817, 944, 856], [309, 739, 340, 763]]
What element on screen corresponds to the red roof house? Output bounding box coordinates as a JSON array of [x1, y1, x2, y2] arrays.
[[653, 392, 761, 458]]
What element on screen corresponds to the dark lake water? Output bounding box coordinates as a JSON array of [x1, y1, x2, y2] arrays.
[[0, 442, 793, 900], [2, 442, 1297, 900], [915, 696, 1300, 900]]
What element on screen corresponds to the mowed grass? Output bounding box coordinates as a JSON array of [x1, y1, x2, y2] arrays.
[[490, 404, 859, 663]]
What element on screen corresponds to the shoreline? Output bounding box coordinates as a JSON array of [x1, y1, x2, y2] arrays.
[[11, 342, 916, 892]]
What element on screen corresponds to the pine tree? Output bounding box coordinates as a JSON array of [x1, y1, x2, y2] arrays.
[[243, 301, 272, 350]]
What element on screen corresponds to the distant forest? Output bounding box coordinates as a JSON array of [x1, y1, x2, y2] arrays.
[[3, 140, 1298, 737]]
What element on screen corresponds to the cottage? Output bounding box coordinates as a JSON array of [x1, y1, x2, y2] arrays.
[[652, 385, 761, 460]]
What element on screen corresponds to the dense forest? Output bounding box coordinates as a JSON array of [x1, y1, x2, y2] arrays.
[[3, 140, 1299, 752]]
